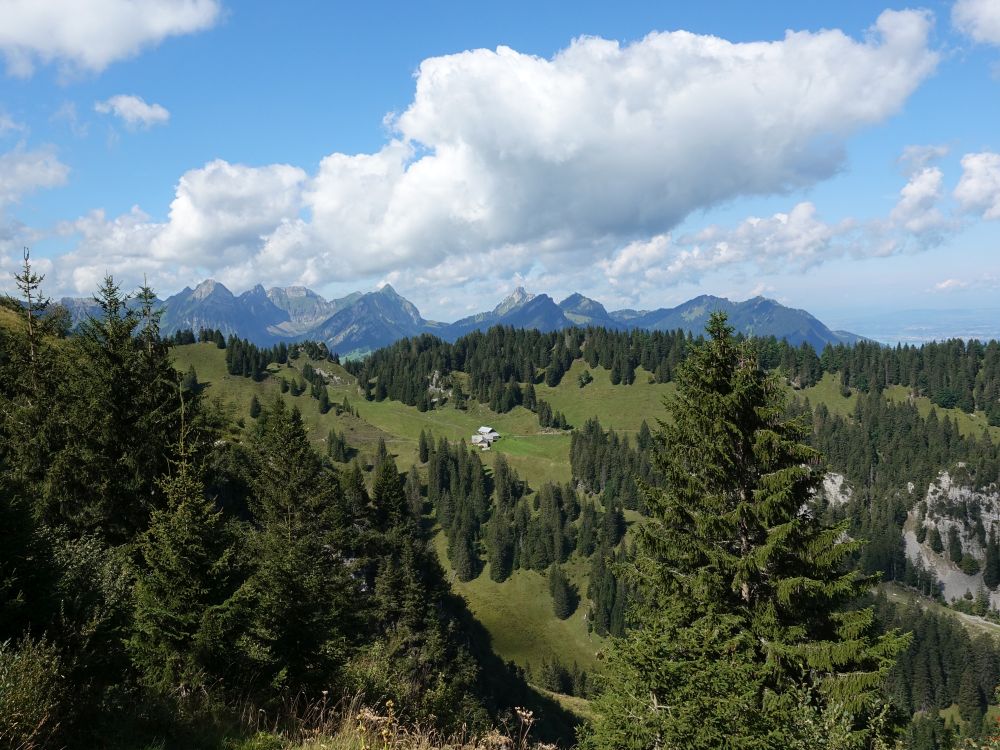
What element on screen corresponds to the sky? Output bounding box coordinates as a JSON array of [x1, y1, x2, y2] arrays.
[[1, 0, 1000, 329]]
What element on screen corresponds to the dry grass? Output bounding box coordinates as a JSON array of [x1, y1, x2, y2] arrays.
[[227, 695, 561, 750]]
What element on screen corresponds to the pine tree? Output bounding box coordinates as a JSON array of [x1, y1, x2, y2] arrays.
[[10, 247, 50, 391], [129, 446, 233, 694], [548, 564, 574, 620], [929, 526, 944, 554], [958, 664, 985, 723], [405, 465, 423, 518], [418, 429, 430, 463], [181, 365, 199, 394], [984, 531, 1000, 589], [241, 398, 360, 691], [585, 313, 908, 749], [248, 394, 261, 419]]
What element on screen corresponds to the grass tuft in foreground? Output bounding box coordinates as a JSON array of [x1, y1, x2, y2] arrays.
[[219, 695, 558, 750]]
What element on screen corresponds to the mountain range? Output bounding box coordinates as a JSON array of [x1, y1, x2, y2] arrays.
[[59, 280, 862, 356]]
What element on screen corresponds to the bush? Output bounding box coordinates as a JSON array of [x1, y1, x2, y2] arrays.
[[960, 556, 982, 575], [0, 636, 64, 749]]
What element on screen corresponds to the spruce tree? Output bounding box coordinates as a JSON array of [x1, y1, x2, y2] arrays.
[[0, 476, 54, 641], [486, 513, 514, 582], [39, 275, 183, 543], [248, 394, 261, 419], [10, 247, 50, 391], [984, 531, 1000, 590], [929, 526, 944, 554], [585, 313, 908, 749], [958, 664, 985, 724], [548, 564, 574, 620], [180, 365, 199, 394], [241, 398, 360, 691], [418, 429, 430, 463], [405, 465, 423, 518], [129, 448, 233, 694]]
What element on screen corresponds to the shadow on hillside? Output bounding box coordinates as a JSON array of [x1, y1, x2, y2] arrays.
[[448, 591, 582, 746]]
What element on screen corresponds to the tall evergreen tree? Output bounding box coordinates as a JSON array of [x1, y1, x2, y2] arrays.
[[418, 429, 430, 463], [548, 564, 574, 620], [38, 276, 184, 543], [129, 440, 234, 695], [405, 465, 423, 518], [10, 247, 50, 391], [585, 313, 908, 749], [985, 531, 1000, 590], [240, 398, 360, 691]]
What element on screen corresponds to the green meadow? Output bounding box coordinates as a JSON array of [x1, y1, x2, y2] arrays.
[[173, 343, 1000, 679], [171, 342, 653, 672]]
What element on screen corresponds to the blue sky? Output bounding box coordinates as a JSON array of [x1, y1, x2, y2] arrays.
[[1, 0, 999, 329]]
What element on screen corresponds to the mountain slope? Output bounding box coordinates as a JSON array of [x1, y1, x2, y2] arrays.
[[266, 286, 362, 335], [63, 278, 862, 355], [442, 288, 572, 340], [622, 295, 861, 350], [309, 284, 432, 356], [159, 280, 290, 342], [558, 293, 621, 329]]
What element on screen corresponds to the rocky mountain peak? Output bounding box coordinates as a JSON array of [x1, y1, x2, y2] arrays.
[[192, 279, 231, 301], [494, 286, 535, 316]]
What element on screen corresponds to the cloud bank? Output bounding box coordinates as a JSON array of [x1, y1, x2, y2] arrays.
[[44, 10, 940, 300]]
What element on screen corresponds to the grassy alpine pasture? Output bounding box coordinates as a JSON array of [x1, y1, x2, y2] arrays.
[[796, 372, 858, 418], [171, 342, 637, 677], [432, 533, 601, 673], [534, 358, 675, 434], [795, 371, 1000, 441], [176, 342, 1000, 690], [883, 384, 1000, 441]]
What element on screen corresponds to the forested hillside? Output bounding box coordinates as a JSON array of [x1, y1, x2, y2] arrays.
[[10, 266, 1000, 749], [0, 272, 573, 750]]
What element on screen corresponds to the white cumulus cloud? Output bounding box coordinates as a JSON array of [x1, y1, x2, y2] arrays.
[[0, 0, 221, 77], [52, 9, 939, 299], [955, 152, 1000, 219], [600, 202, 857, 291], [953, 0, 1000, 45], [149, 159, 308, 266], [597, 160, 959, 293], [95, 94, 170, 129], [898, 143, 950, 175], [888, 166, 950, 237], [0, 145, 70, 207]]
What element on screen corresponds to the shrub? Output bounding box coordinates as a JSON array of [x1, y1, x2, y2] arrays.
[[0, 636, 64, 749]]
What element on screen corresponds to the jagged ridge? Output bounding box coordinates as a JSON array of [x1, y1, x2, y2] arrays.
[[59, 282, 861, 356]]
